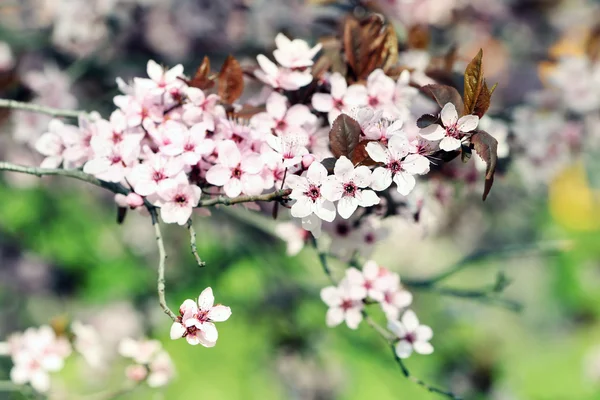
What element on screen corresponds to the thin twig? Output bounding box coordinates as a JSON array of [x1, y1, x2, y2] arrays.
[[197, 189, 291, 207], [391, 346, 463, 400], [151, 209, 177, 321], [310, 236, 336, 284], [187, 218, 206, 267], [0, 98, 86, 118]]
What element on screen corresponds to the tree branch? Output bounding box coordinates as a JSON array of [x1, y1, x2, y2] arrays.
[[187, 218, 206, 268], [151, 209, 177, 321], [197, 189, 291, 207], [0, 98, 86, 118]]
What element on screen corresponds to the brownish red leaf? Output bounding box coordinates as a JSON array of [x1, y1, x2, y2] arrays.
[[351, 140, 378, 166], [470, 130, 498, 201], [189, 56, 214, 90], [218, 55, 244, 104], [463, 49, 484, 116], [329, 114, 362, 159], [422, 84, 464, 113]]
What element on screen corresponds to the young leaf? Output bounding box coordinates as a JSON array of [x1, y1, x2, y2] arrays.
[[416, 113, 438, 128], [470, 130, 498, 201], [472, 80, 493, 118], [422, 84, 464, 113], [343, 16, 362, 79], [461, 144, 472, 163], [190, 56, 214, 90], [351, 140, 378, 166], [329, 114, 362, 160], [218, 55, 244, 104], [463, 49, 484, 116]]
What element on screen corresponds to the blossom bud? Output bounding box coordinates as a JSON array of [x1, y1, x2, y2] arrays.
[[301, 154, 315, 169]]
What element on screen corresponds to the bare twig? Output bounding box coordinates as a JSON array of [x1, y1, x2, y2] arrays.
[[197, 189, 291, 207], [0, 98, 86, 118], [187, 218, 206, 268], [151, 209, 177, 321]]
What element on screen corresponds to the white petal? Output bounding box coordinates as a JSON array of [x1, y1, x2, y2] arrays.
[[307, 161, 328, 184], [344, 308, 363, 329], [291, 197, 313, 218], [329, 73, 348, 99], [440, 102, 458, 127], [200, 322, 218, 343], [402, 154, 430, 175], [401, 309, 420, 332], [370, 167, 392, 191], [357, 189, 379, 207], [415, 325, 433, 342], [224, 178, 242, 198], [320, 178, 343, 202], [337, 196, 358, 219], [198, 287, 215, 311], [205, 165, 231, 186], [413, 341, 434, 355], [315, 200, 336, 222], [393, 171, 416, 196], [419, 124, 446, 141], [320, 286, 341, 307], [439, 137, 462, 152], [170, 323, 186, 340], [333, 156, 354, 178], [387, 134, 410, 159], [457, 115, 479, 132], [326, 307, 344, 327], [395, 340, 413, 359], [387, 319, 406, 338], [208, 305, 232, 322], [365, 142, 389, 164], [353, 166, 372, 187], [311, 93, 334, 112]]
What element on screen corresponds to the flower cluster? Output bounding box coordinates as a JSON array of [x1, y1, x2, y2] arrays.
[[118, 337, 175, 387], [170, 287, 232, 347], [0, 326, 71, 393], [320, 260, 432, 359]]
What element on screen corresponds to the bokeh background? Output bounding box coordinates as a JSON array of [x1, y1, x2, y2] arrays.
[[1, 0, 600, 399]]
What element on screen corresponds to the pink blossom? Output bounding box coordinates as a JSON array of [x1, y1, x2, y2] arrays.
[[182, 87, 221, 127], [205, 140, 264, 197], [250, 92, 316, 135], [0, 41, 14, 71], [365, 69, 396, 114], [118, 337, 162, 365], [71, 321, 105, 370], [321, 156, 379, 219], [419, 102, 479, 151], [366, 134, 430, 195], [147, 350, 175, 387], [125, 364, 148, 382], [161, 122, 215, 165], [379, 272, 413, 321], [170, 287, 232, 347], [129, 153, 185, 196], [83, 137, 140, 182], [134, 60, 185, 99], [255, 54, 313, 91], [388, 310, 433, 359], [311, 73, 367, 124], [266, 132, 309, 167], [287, 162, 336, 223], [320, 281, 366, 329], [273, 33, 322, 69], [34, 119, 80, 168], [154, 182, 201, 225], [274, 221, 310, 256]]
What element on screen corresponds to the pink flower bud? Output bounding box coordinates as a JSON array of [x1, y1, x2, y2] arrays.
[[301, 154, 315, 169], [126, 193, 144, 208], [114, 194, 128, 208], [126, 364, 148, 382]]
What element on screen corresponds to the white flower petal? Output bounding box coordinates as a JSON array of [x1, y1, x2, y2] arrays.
[[440, 102, 458, 127], [413, 341, 434, 355], [344, 308, 363, 329], [401, 309, 420, 332], [198, 287, 215, 311], [208, 305, 232, 322], [395, 340, 413, 359], [457, 115, 479, 132], [326, 307, 344, 327], [439, 136, 462, 152], [393, 171, 416, 196]]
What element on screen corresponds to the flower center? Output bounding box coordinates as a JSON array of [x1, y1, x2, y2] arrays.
[[275, 120, 287, 131], [404, 332, 416, 344], [446, 124, 461, 138], [387, 160, 402, 173], [340, 299, 354, 311], [333, 98, 345, 110], [196, 310, 209, 323], [364, 232, 375, 244], [184, 142, 195, 152], [112, 131, 123, 144], [343, 182, 357, 196], [231, 166, 243, 178], [336, 222, 350, 237], [368, 96, 379, 107], [152, 171, 165, 182], [110, 155, 122, 165], [305, 184, 321, 201], [174, 194, 187, 204]]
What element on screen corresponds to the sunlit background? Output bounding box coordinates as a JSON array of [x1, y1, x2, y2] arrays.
[[1, 0, 600, 399]]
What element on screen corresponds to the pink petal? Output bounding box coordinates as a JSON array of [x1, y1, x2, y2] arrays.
[[208, 305, 232, 322], [205, 165, 232, 186], [170, 323, 186, 340], [198, 287, 215, 311], [311, 93, 334, 112]]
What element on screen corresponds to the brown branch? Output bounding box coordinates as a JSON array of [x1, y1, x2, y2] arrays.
[[0, 98, 86, 118], [187, 218, 206, 267], [151, 209, 177, 321], [197, 189, 291, 207]]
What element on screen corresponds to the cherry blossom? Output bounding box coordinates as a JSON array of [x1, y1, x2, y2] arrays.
[[147, 350, 175, 387], [170, 287, 232, 347], [287, 161, 336, 223], [34, 119, 80, 168], [251, 92, 316, 136], [255, 54, 313, 91], [83, 137, 140, 182], [312, 73, 368, 124], [119, 338, 175, 387], [419, 102, 479, 151], [321, 156, 380, 219], [266, 132, 309, 168], [379, 272, 413, 320], [205, 140, 264, 197], [366, 134, 430, 195], [320, 280, 366, 329], [153, 182, 201, 225], [274, 221, 310, 256], [129, 152, 185, 197], [160, 121, 215, 165], [134, 60, 185, 99], [182, 87, 221, 127], [72, 321, 105, 369], [273, 33, 322, 69], [388, 310, 434, 359]]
